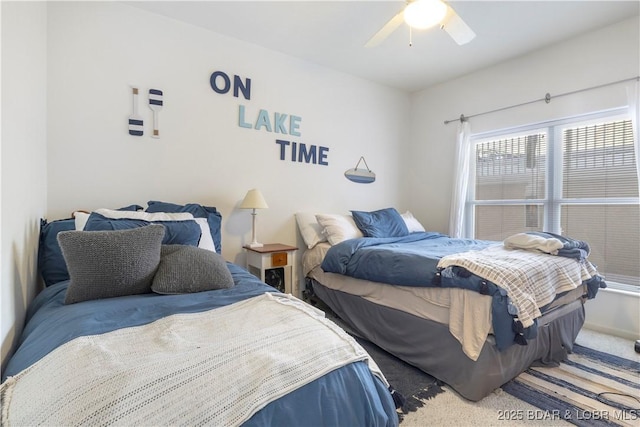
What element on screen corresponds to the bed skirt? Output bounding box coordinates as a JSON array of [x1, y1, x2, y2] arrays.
[[311, 279, 585, 402]]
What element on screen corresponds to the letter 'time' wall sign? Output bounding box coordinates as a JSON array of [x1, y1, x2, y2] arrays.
[[210, 70, 329, 166]]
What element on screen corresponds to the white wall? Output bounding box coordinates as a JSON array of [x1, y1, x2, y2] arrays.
[[46, 2, 410, 268], [405, 17, 640, 339], [1, 1, 48, 370]]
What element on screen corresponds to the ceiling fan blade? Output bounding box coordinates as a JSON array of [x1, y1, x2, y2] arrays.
[[365, 10, 405, 48], [440, 5, 475, 45]]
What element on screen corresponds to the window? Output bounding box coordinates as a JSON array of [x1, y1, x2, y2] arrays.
[[468, 110, 639, 288]]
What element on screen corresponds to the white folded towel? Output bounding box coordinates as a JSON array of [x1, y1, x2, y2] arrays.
[[504, 232, 564, 254]]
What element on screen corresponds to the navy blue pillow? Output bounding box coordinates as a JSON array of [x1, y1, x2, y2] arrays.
[[118, 204, 144, 212], [84, 213, 202, 246], [38, 218, 76, 287], [351, 208, 409, 238], [146, 201, 222, 252], [38, 204, 143, 287]]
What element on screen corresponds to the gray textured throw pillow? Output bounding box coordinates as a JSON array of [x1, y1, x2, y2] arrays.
[[152, 245, 234, 294], [58, 224, 165, 304]]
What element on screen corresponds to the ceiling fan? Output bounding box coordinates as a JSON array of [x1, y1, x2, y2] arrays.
[[365, 0, 476, 47]]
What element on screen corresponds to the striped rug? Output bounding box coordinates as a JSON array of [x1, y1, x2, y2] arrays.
[[502, 344, 640, 427]]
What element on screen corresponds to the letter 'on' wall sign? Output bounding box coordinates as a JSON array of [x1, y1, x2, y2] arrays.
[[210, 71, 251, 100]]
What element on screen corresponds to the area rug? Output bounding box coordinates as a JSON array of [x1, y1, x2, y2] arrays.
[[352, 336, 445, 419], [502, 344, 640, 427]]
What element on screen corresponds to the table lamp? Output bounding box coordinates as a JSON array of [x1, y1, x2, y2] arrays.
[[240, 189, 269, 248]]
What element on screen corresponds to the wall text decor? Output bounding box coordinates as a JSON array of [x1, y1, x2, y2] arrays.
[[210, 70, 329, 166]]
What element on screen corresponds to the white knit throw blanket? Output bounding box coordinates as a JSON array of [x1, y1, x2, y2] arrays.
[[438, 245, 598, 328], [1, 293, 386, 426]]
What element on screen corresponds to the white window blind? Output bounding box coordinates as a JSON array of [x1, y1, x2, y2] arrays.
[[469, 112, 639, 288], [560, 119, 639, 286], [473, 132, 547, 240]]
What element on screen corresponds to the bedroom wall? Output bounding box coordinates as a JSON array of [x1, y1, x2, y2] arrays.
[[404, 17, 640, 339], [45, 2, 410, 267], [1, 1, 49, 371]]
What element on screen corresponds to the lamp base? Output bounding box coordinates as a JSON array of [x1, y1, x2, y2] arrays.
[[247, 242, 264, 248]]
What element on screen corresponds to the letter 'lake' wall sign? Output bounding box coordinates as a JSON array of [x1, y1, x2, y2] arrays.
[[210, 70, 329, 167]]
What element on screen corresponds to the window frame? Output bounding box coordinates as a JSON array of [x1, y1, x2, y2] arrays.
[[469, 125, 550, 233], [466, 107, 639, 290]]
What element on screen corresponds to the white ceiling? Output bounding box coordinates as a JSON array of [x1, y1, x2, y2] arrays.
[[126, 1, 640, 93]]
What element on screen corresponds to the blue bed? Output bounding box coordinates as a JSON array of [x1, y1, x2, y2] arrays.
[[1, 203, 399, 426], [320, 232, 605, 352], [299, 208, 606, 401]]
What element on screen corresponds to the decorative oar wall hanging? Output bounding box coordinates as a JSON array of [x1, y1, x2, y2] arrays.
[[148, 89, 163, 138], [344, 156, 376, 183], [128, 87, 143, 136]]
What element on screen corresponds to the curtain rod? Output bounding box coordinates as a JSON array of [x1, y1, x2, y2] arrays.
[[443, 76, 640, 125]]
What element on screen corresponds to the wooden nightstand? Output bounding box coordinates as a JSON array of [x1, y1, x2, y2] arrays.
[[244, 244, 299, 297]]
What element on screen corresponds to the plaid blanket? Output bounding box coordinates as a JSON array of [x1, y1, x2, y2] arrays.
[[437, 245, 599, 328]]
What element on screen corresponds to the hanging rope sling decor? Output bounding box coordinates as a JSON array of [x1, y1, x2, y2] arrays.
[[344, 156, 376, 183]]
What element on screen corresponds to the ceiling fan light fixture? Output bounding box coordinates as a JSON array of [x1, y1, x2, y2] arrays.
[[404, 0, 448, 30]]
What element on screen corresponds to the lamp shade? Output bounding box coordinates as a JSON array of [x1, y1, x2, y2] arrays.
[[239, 189, 269, 210]]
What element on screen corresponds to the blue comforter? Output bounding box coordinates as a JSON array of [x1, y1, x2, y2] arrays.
[[320, 232, 494, 286], [2, 263, 398, 427], [320, 233, 602, 351]]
